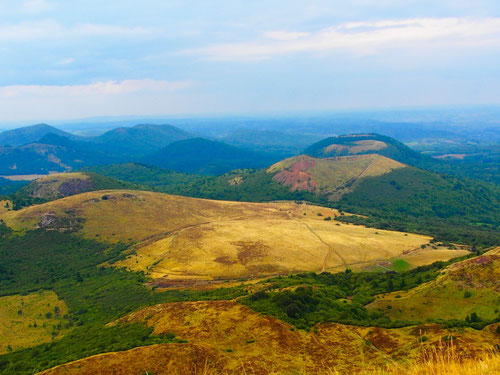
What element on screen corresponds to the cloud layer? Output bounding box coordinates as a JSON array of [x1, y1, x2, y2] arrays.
[[186, 17, 500, 60], [0, 79, 194, 97]]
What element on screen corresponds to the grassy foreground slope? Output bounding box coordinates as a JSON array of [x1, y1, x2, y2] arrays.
[[39, 300, 500, 375], [368, 247, 500, 321], [0, 190, 451, 280]]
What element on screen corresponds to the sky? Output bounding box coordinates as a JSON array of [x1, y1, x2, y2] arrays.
[[0, 0, 500, 122]]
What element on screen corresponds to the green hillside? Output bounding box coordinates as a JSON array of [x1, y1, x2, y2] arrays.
[[81, 163, 204, 189], [143, 137, 284, 175], [91, 124, 192, 157]]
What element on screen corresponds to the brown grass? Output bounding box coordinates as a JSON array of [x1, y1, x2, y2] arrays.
[[40, 300, 499, 375], [355, 346, 500, 375]]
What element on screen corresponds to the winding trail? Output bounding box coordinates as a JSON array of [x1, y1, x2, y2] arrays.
[[288, 212, 347, 271]]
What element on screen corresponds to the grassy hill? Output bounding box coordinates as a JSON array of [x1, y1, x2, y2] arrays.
[[79, 157, 500, 247], [143, 138, 284, 175], [268, 154, 405, 199], [1, 190, 450, 280], [37, 300, 498, 375], [0, 203, 494, 374]]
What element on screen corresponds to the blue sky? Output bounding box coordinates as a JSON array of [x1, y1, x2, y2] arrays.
[[1, 0, 500, 122]]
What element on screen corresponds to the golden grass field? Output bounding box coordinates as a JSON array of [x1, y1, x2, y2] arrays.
[[0, 190, 468, 280], [368, 247, 500, 321], [0, 291, 69, 354], [39, 299, 499, 375], [268, 154, 405, 199]]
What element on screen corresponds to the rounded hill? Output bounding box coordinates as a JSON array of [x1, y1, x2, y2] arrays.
[[0, 190, 447, 280], [304, 133, 429, 167], [10, 172, 139, 208]]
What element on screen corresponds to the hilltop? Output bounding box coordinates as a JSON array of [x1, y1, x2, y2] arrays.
[[1, 189, 497, 375], [0, 124, 78, 147], [304, 133, 432, 168], [0, 123, 193, 177], [0, 190, 460, 280], [268, 153, 405, 199]]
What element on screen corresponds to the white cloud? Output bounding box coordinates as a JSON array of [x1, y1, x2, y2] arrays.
[[21, 0, 53, 14], [0, 79, 194, 98], [263, 31, 310, 41], [58, 57, 76, 65], [0, 20, 149, 42], [185, 17, 500, 61]]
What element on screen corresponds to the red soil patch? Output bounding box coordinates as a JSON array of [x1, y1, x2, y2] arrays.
[[272, 159, 319, 193]]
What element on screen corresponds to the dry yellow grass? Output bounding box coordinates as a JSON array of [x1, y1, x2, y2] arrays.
[[0, 199, 11, 214], [366, 352, 500, 375], [34, 172, 89, 183], [0, 190, 467, 280], [393, 248, 470, 267], [40, 300, 499, 375], [0, 291, 69, 354]]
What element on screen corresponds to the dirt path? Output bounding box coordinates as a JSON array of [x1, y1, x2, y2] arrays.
[[288, 213, 347, 271]]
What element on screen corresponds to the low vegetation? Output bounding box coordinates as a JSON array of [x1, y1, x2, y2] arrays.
[[0, 229, 246, 374]]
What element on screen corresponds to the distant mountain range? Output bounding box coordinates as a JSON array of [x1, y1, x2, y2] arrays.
[[144, 138, 284, 175], [0, 124, 80, 147], [91, 124, 192, 157], [0, 123, 286, 176]]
